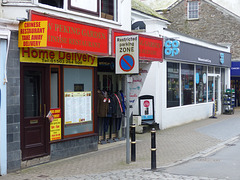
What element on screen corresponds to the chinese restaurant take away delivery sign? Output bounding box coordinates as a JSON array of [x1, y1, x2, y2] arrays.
[[18, 21, 48, 47]]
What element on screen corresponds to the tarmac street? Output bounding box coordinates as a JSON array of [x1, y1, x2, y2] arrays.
[[1, 109, 240, 180]]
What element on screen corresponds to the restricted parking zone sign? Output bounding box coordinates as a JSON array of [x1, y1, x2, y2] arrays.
[[115, 35, 139, 74]]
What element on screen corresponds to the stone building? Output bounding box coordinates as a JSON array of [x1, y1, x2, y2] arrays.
[[159, 0, 240, 60]]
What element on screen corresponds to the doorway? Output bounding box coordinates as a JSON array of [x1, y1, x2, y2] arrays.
[[20, 64, 50, 160]]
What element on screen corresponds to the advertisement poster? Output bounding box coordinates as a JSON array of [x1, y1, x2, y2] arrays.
[[50, 108, 61, 141], [64, 91, 92, 124], [140, 99, 153, 120]]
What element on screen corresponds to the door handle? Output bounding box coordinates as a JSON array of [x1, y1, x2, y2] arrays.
[[44, 104, 46, 118]]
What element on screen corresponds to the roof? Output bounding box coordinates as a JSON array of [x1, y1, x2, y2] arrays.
[[137, 0, 179, 11], [131, 0, 169, 21]]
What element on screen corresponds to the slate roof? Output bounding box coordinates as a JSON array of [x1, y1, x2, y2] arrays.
[[132, 0, 170, 21]]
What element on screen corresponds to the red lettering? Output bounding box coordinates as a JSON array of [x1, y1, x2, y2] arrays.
[[49, 51, 55, 59], [66, 53, 71, 60], [22, 47, 31, 57], [31, 49, 38, 58], [83, 54, 87, 61], [59, 51, 65, 59]]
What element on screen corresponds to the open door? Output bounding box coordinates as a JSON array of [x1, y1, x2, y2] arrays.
[[20, 64, 50, 160]]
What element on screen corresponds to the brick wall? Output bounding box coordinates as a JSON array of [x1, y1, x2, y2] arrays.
[[163, 0, 240, 60], [7, 31, 21, 172]]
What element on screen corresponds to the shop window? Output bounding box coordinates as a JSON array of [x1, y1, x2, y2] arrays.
[[208, 76, 214, 102], [51, 67, 60, 108], [196, 65, 207, 103], [39, 0, 63, 8], [63, 67, 94, 137], [181, 64, 194, 105], [167, 62, 180, 108], [187, 1, 199, 20], [221, 68, 225, 92], [208, 66, 214, 73]]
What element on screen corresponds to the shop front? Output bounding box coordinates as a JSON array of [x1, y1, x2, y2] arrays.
[[162, 39, 231, 129], [111, 29, 163, 128], [19, 10, 109, 162], [231, 61, 240, 107]]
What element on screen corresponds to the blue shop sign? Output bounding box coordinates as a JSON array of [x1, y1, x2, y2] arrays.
[[231, 61, 240, 76]]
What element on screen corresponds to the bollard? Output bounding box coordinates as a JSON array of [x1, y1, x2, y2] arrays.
[[151, 128, 156, 170], [130, 124, 136, 162]]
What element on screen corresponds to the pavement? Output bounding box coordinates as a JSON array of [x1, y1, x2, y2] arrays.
[[1, 108, 240, 180]]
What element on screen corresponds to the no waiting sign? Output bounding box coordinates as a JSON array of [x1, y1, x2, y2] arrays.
[[115, 35, 139, 74]]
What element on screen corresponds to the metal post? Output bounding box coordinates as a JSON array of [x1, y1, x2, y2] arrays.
[[130, 124, 136, 162], [126, 75, 130, 164], [151, 128, 156, 170]]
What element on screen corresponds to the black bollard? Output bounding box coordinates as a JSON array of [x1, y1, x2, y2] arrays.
[[130, 124, 136, 162], [151, 128, 156, 170]]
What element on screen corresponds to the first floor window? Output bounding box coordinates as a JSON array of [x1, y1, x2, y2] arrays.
[[187, 1, 199, 19], [181, 64, 194, 105], [167, 62, 180, 108]]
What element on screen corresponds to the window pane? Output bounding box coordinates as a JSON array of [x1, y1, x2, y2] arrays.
[[167, 62, 180, 108], [39, 0, 63, 8], [101, 0, 115, 20], [208, 76, 214, 102], [64, 68, 93, 136], [51, 68, 59, 109], [196, 65, 207, 103], [24, 71, 41, 117], [188, 1, 199, 19], [181, 64, 194, 105], [208, 66, 214, 73]]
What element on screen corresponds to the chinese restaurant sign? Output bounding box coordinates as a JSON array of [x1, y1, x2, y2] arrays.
[[20, 48, 97, 67], [30, 10, 109, 56], [18, 21, 48, 47], [50, 108, 61, 141], [112, 29, 163, 62]]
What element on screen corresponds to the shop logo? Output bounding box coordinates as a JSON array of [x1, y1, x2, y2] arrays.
[[165, 40, 180, 56], [220, 53, 224, 64]]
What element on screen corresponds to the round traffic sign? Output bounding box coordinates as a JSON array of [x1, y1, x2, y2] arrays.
[[143, 100, 150, 107], [119, 54, 135, 72]]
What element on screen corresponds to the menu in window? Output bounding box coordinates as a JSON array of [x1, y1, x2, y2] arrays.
[[64, 91, 92, 124]]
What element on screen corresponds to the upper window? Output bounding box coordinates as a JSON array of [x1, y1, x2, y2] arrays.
[[187, 1, 199, 20], [38, 0, 117, 21], [39, 0, 63, 8]]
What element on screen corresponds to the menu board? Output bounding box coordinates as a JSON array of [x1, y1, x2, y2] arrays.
[[64, 91, 92, 124]]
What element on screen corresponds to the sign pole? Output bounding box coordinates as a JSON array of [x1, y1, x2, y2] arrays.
[[126, 75, 130, 164]]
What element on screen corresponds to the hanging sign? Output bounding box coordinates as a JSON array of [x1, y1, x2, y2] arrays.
[[18, 21, 48, 47], [115, 35, 139, 74]]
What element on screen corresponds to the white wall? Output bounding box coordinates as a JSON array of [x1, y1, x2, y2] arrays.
[[1, 0, 131, 31]]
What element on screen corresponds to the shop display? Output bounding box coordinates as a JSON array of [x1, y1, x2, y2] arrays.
[[223, 89, 235, 114]]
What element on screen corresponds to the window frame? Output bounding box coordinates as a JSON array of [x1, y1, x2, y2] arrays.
[[62, 66, 95, 139], [187, 1, 199, 20]]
